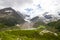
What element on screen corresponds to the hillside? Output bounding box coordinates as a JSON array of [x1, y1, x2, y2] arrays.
[[0, 30, 60, 40]]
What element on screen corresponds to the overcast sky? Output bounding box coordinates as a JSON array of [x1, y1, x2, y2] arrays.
[[0, 0, 60, 18]]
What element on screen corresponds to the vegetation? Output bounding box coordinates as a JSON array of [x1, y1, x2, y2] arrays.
[[47, 20, 60, 32], [0, 22, 60, 40], [0, 17, 60, 40], [0, 30, 60, 40]]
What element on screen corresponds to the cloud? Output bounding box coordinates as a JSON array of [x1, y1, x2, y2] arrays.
[[0, 0, 33, 9], [0, 0, 60, 18]]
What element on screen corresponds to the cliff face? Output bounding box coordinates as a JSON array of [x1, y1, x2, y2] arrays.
[[0, 7, 25, 26]]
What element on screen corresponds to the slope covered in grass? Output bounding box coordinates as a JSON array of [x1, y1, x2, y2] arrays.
[[0, 30, 60, 40]]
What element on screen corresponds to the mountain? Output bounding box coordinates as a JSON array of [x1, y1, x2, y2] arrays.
[[0, 7, 25, 26], [0, 7, 59, 29], [41, 12, 60, 23], [30, 16, 39, 23], [29, 12, 60, 28], [44, 15, 52, 19]]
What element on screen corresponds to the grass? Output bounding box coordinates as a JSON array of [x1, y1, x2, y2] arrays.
[[0, 30, 60, 40], [37, 25, 46, 29], [0, 23, 60, 40]]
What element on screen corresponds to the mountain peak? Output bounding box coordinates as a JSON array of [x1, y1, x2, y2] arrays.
[[0, 7, 25, 26]]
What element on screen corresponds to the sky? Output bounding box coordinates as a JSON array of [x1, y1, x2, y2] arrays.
[[0, 0, 60, 18]]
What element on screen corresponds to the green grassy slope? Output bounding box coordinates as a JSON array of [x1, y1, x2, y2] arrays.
[[0, 30, 60, 40]]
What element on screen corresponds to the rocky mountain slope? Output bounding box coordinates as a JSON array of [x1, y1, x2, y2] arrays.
[[0, 7, 25, 26]]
